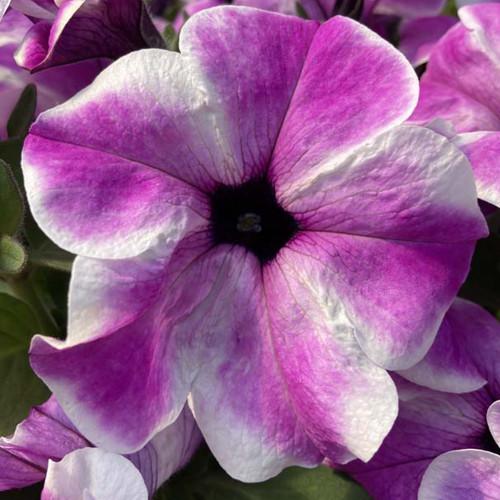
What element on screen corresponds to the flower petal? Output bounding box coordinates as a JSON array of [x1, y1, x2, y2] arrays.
[[42, 448, 148, 500], [399, 16, 457, 67], [0, 396, 90, 491], [179, 6, 318, 183], [281, 125, 487, 244], [410, 81, 500, 133], [411, 5, 500, 132], [375, 0, 445, 17], [454, 132, 500, 208], [263, 244, 398, 463], [343, 377, 493, 500], [418, 450, 500, 500], [189, 246, 322, 482], [126, 406, 203, 496], [23, 50, 217, 259], [398, 298, 488, 394], [30, 234, 215, 453], [15, 0, 165, 71], [285, 232, 477, 370], [270, 15, 418, 194]]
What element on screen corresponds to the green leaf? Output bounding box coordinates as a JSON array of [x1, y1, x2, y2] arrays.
[[157, 446, 372, 500], [0, 235, 27, 275], [442, 0, 457, 16], [0, 293, 49, 435], [164, 23, 180, 51], [7, 84, 37, 140], [0, 138, 23, 174], [295, 2, 310, 19], [0, 160, 24, 235]]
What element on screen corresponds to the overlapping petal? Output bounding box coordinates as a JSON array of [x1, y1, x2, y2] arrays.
[[399, 16, 457, 67], [0, 393, 201, 495], [30, 234, 215, 453], [397, 298, 498, 393], [410, 4, 500, 132], [42, 448, 149, 500], [281, 125, 486, 244], [270, 16, 418, 194], [454, 132, 500, 208], [188, 247, 323, 481], [179, 7, 318, 183], [0, 397, 90, 491], [343, 377, 494, 500], [418, 450, 500, 500], [265, 243, 398, 462]]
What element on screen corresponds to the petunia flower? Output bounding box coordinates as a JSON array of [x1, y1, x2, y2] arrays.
[[13, 0, 165, 72], [0, 9, 104, 139], [338, 298, 500, 499], [0, 396, 201, 497], [22, 7, 487, 481]]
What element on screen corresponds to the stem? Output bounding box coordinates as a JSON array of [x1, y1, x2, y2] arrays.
[[6, 273, 59, 337]]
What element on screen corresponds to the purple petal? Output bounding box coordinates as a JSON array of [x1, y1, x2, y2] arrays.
[[283, 232, 478, 370], [30, 236, 214, 453], [410, 81, 500, 133], [126, 406, 203, 496], [399, 16, 457, 67], [398, 298, 490, 393], [343, 378, 493, 500], [0, 10, 104, 138], [418, 450, 500, 500], [281, 125, 487, 244], [15, 0, 165, 71], [410, 4, 500, 132], [270, 15, 418, 194], [0, 396, 90, 491], [188, 246, 323, 481], [233, 0, 296, 16], [179, 7, 318, 183], [374, 0, 445, 17], [454, 132, 500, 208], [9, 0, 57, 19], [263, 242, 398, 463], [42, 448, 148, 500], [23, 133, 209, 259]]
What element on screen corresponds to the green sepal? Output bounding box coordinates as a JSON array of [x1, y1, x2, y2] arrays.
[[0, 160, 24, 235]]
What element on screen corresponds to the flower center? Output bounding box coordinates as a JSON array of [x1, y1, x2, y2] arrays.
[[210, 177, 298, 263]]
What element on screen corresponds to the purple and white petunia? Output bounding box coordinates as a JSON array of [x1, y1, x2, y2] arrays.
[[0, 396, 201, 497], [0, 9, 104, 138], [13, 0, 165, 72], [22, 7, 487, 481], [339, 297, 500, 499]]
